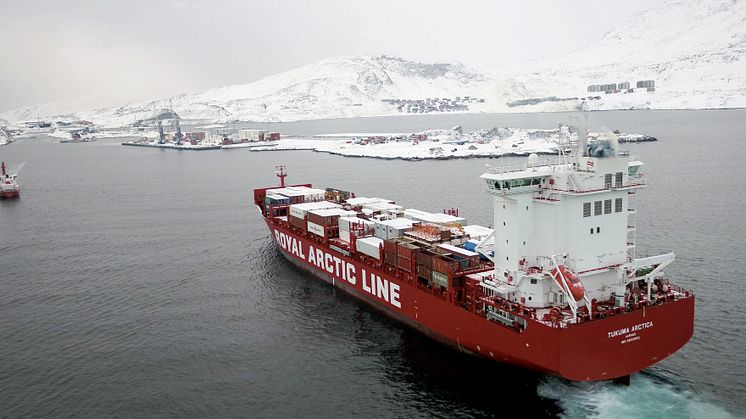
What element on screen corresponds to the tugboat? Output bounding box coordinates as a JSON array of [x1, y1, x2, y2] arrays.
[[1, 161, 20, 199]]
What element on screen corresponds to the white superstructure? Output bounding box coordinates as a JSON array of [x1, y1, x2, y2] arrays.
[[478, 131, 673, 320]]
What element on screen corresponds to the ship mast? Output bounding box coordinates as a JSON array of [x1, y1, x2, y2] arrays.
[[276, 165, 287, 187]]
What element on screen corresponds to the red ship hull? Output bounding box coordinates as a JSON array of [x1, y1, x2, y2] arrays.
[[0, 190, 19, 199], [266, 219, 694, 381]]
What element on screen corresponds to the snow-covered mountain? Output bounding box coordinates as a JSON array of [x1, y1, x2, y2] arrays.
[[509, 0, 746, 111], [1, 0, 744, 127], [0, 56, 529, 127]]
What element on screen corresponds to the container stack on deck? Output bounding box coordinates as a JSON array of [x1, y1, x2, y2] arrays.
[[260, 186, 492, 291]]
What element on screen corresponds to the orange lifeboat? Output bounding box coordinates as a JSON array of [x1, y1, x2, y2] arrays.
[[551, 265, 585, 301]]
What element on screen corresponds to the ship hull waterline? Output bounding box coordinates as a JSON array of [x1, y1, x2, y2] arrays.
[[265, 219, 695, 382]]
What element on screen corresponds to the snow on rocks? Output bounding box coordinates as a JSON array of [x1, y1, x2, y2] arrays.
[[252, 126, 583, 160]]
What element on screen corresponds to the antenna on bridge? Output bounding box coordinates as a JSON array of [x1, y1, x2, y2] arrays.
[[276, 165, 287, 187]]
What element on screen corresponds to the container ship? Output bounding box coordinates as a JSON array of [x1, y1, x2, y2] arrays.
[[252, 131, 694, 383], [1, 161, 20, 199]]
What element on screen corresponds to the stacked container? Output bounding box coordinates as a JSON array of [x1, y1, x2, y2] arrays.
[[338, 216, 375, 243], [355, 237, 384, 260], [264, 194, 291, 213], [437, 243, 480, 270], [404, 208, 466, 226], [405, 223, 452, 243], [374, 218, 417, 240], [306, 208, 357, 239], [365, 201, 405, 217], [289, 201, 341, 232], [325, 188, 351, 203]]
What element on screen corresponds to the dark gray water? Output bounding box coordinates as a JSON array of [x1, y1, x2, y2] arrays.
[[1, 110, 744, 417]]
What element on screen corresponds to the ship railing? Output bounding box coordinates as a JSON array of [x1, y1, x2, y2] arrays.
[[546, 181, 646, 195], [484, 162, 564, 175]]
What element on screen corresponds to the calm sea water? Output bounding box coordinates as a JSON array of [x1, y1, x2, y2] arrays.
[[1, 110, 744, 417]]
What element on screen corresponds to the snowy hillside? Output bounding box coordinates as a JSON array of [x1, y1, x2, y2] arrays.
[[1, 0, 744, 126], [0, 56, 529, 128], [508, 0, 746, 111]]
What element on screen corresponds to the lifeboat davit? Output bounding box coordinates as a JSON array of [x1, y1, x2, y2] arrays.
[[551, 265, 585, 301]]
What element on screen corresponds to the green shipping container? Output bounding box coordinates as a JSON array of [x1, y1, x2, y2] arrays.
[[431, 271, 449, 288]]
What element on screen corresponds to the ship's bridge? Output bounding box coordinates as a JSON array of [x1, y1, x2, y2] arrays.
[[480, 164, 560, 194]]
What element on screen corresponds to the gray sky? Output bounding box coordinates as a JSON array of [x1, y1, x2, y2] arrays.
[[0, 0, 660, 112]]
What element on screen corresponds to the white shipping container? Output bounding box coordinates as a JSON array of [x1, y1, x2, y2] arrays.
[[463, 224, 494, 240], [404, 208, 466, 225], [338, 216, 375, 231], [355, 237, 384, 260], [236, 129, 265, 141], [364, 201, 404, 213], [375, 218, 417, 239], [289, 202, 341, 219], [307, 221, 325, 237], [346, 197, 378, 206], [309, 208, 357, 219], [287, 186, 326, 202], [339, 229, 351, 243]]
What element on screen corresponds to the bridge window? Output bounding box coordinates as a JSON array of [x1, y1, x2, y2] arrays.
[[604, 174, 612, 189], [594, 201, 602, 216], [615, 198, 623, 212], [604, 199, 612, 214], [615, 172, 623, 187], [583, 202, 591, 217]]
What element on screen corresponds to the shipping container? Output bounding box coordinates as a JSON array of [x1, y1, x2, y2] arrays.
[[384, 252, 398, 266], [355, 237, 384, 260], [289, 201, 341, 219], [339, 217, 374, 241], [383, 239, 397, 254], [463, 224, 494, 240], [416, 264, 432, 279], [290, 216, 306, 231], [437, 243, 479, 264], [307, 221, 325, 237], [416, 250, 435, 268], [364, 201, 404, 216], [236, 129, 266, 141], [397, 255, 413, 272], [397, 242, 419, 260], [307, 208, 356, 226], [432, 256, 459, 274], [339, 229, 351, 243], [432, 271, 449, 288], [286, 186, 326, 202], [325, 187, 351, 203], [404, 208, 466, 226], [374, 218, 417, 240]]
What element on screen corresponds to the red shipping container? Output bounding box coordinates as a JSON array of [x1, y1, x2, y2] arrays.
[[397, 255, 413, 272], [383, 239, 397, 254], [416, 264, 432, 279], [416, 251, 434, 268], [384, 252, 398, 266], [290, 216, 306, 231], [397, 243, 418, 259], [432, 256, 458, 274]]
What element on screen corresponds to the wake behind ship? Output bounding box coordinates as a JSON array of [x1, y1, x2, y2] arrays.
[[252, 131, 694, 382]]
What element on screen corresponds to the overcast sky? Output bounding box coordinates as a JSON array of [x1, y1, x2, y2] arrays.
[[0, 0, 662, 112]]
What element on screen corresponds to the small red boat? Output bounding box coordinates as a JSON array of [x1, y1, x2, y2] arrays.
[[1, 161, 20, 199]]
